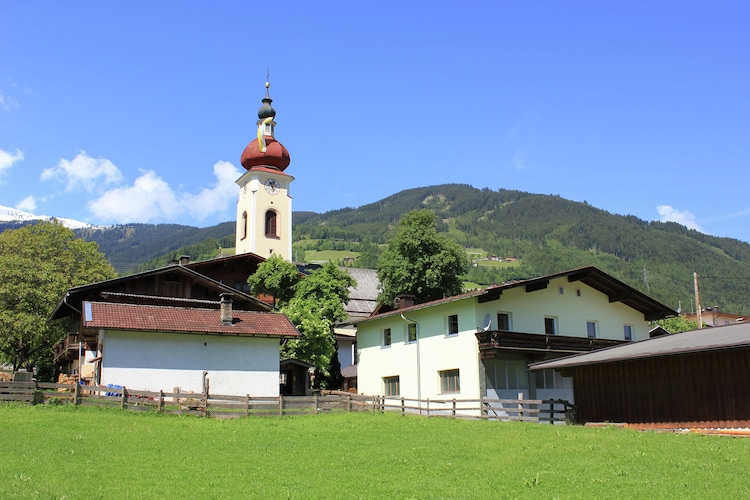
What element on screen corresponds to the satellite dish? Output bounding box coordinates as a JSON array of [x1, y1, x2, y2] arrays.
[[482, 313, 492, 332]]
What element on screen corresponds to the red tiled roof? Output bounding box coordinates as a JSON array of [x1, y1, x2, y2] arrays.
[[83, 302, 299, 338]]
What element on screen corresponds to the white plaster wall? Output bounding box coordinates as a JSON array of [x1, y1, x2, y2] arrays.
[[100, 330, 280, 396], [235, 170, 292, 260], [357, 300, 482, 405], [471, 276, 653, 341], [337, 338, 354, 368]]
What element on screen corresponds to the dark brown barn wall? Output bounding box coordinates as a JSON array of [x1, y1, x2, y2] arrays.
[[573, 348, 750, 427]]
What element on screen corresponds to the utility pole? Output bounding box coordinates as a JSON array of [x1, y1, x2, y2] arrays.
[[693, 272, 702, 329]]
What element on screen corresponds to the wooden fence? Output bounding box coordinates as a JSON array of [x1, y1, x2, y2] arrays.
[[377, 395, 574, 423], [0, 382, 378, 417], [0, 381, 573, 423]]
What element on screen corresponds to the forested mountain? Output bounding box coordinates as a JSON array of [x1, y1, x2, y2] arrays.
[[66, 184, 750, 314], [74, 222, 236, 274]]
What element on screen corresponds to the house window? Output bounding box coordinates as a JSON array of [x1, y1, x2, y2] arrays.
[[558, 286, 564, 295], [487, 360, 529, 390], [447, 314, 459, 336], [544, 316, 557, 335], [623, 324, 633, 341], [576, 289, 582, 297], [407, 323, 417, 343], [439, 369, 460, 393], [535, 369, 573, 390], [497, 312, 511, 331], [382, 328, 392, 347], [240, 211, 248, 240], [265, 210, 278, 238], [383, 375, 400, 396], [586, 321, 598, 338]]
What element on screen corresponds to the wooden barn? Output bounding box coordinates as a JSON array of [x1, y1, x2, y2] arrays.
[[530, 323, 750, 428]]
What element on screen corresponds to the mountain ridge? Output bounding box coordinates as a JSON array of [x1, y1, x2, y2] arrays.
[[3, 185, 749, 314]]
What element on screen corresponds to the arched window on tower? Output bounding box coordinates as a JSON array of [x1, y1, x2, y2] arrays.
[[240, 211, 248, 240], [265, 209, 279, 238]]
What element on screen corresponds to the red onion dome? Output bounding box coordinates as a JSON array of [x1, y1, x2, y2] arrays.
[[240, 137, 290, 171]]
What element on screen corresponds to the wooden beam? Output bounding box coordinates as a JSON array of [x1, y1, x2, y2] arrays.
[[478, 288, 503, 303], [608, 291, 631, 303], [525, 280, 549, 293]]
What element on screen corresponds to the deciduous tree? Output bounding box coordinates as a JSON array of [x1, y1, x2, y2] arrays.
[[246, 254, 301, 310], [0, 222, 116, 379], [655, 316, 699, 334], [377, 209, 467, 306], [279, 261, 355, 374]]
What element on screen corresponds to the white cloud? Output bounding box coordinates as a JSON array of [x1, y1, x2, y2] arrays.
[[41, 151, 123, 193], [88, 170, 179, 223], [16, 196, 36, 212], [182, 161, 242, 221], [657, 205, 703, 232], [0, 148, 23, 179], [88, 161, 241, 224]]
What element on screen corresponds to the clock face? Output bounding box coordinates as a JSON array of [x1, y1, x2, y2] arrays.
[[264, 178, 280, 195]]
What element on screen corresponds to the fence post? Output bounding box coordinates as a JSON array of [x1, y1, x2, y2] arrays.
[[548, 399, 554, 424], [347, 394, 352, 412], [452, 398, 456, 417], [279, 396, 283, 416], [159, 390, 165, 413], [74, 382, 81, 406], [121, 387, 128, 410], [426, 398, 430, 417], [33, 381, 43, 405], [246, 394, 251, 418], [314, 394, 319, 414], [401, 397, 405, 416], [481, 397, 486, 418], [518, 392, 523, 421]]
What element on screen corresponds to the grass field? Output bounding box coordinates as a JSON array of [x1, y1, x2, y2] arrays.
[[1, 404, 748, 499], [299, 250, 360, 264]]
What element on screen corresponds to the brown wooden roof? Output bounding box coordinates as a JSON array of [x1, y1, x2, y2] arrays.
[[50, 264, 270, 320], [82, 301, 299, 338]]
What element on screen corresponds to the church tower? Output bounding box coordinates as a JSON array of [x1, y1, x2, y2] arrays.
[[235, 80, 294, 260]]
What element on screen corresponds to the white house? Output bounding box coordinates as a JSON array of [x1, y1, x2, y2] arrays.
[[82, 297, 299, 396], [356, 267, 674, 412]]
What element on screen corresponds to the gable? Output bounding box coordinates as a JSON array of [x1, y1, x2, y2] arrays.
[[51, 264, 270, 321]]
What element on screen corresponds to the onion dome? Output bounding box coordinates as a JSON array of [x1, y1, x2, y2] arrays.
[[257, 83, 276, 120], [240, 81, 291, 171]]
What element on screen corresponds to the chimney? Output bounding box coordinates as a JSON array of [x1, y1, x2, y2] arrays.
[[220, 293, 233, 326], [178, 255, 190, 265], [396, 294, 416, 309]]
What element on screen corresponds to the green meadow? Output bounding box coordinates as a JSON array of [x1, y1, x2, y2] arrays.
[[1, 404, 748, 499]]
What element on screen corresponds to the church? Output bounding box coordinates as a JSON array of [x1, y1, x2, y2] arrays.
[[234, 80, 294, 260], [50, 80, 311, 396]]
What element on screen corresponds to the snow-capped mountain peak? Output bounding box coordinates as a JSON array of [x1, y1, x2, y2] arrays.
[[0, 205, 93, 230]]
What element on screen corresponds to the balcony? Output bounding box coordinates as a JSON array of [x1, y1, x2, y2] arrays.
[[53, 334, 81, 364], [476, 330, 625, 360]]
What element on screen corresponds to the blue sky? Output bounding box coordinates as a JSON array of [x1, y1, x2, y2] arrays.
[[1, 2, 749, 242]]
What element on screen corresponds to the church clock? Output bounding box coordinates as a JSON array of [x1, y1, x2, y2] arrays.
[[264, 178, 280, 195]]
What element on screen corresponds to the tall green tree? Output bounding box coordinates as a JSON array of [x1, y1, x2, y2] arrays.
[[246, 254, 301, 310], [376, 209, 467, 305], [280, 261, 355, 374], [0, 222, 116, 379]]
